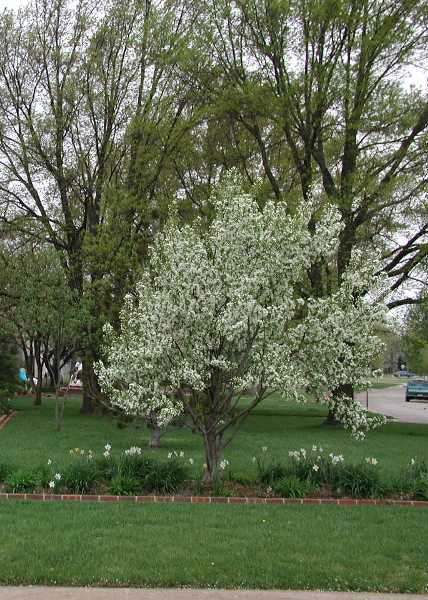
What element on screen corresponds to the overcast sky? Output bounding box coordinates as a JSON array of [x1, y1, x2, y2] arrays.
[[0, 0, 25, 8]]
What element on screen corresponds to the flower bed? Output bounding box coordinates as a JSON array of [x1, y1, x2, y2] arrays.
[[1, 443, 427, 502]]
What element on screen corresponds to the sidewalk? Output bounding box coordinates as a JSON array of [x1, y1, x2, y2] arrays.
[[1, 588, 427, 600]]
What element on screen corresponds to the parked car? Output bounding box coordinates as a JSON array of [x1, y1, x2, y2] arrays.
[[406, 379, 428, 402], [395, 370, 417, 378]]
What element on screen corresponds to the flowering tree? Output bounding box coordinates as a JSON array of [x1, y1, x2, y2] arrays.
[[96, 179, 385, 481]]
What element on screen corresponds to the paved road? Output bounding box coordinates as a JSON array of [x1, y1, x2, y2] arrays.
[[356, 384, 428, 424], [0, 589, 427, 600]]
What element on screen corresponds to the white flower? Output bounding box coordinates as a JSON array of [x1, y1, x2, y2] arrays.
[[179, 451, 184, 458], [261, 446, 268, 453], [219, 459, 229, 470], [103, 450, 110, 458], [411, 458, 416, 466], [80, 449, 85, 455], [312, 445, 317, 452], [48, 480, 55, 489], [167, 452, 172, 459], [312, 464, 319, 472], [251, 456, 257, 463], [189, 458, 194, 465], [47, 459, 52, 465], [365, 457, 378, 466], [318, 447, 323, 453], [104, 444, 112, 451], [124, 446, 142, 456], [54, 473, 61, 481]]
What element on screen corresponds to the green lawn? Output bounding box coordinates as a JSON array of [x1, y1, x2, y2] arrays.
[[1, 392, 428, 592], [0, 501, 427, 591], [1, 392, 427, 480]]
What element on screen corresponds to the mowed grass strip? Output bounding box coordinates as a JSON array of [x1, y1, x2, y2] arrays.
[[0, 501, 427, 591], [1, 393, 427, 478]]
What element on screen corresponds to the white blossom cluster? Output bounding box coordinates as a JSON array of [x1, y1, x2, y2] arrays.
[[96, 178, 386, 441], [326, 394, 386, 440]]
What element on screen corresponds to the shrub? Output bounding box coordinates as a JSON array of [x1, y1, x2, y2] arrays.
[[5, 469, 37, 493], [109, 475, 140, 496], [142, 459, 187, 494], [63, 460, 97, 494], [272, 476, 318, 498], [335, 463, 382, 498]]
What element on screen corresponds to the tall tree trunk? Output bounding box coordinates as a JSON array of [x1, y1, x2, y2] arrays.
[[81, 352, 98, 414], [33, 340, 43, 406], [55, 389, 65, 431]]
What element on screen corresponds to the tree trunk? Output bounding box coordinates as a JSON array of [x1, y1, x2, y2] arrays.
[[55, 390, 65, 431], [33, 341, 43, 406], [81, 353, 98, 415], [149, 425, 162, 448], [202, 430, 224, 483]]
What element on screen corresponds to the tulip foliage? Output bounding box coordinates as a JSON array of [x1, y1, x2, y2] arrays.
[[96, 179, 385, 481]]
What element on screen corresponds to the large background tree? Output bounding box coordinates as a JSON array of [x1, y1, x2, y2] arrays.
[[0, 0, 197, 413], [189, 0, 428, 303]]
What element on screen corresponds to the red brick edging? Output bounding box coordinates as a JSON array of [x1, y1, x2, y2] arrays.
[[0, 411, 17, 431], [0, 492, 427, 507]]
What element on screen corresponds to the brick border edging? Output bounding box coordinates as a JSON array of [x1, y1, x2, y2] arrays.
[[0, 492, 427, 507], [0, 411, 17, 431]]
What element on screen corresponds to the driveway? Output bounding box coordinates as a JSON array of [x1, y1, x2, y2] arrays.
[[356, 384, 428, 424]]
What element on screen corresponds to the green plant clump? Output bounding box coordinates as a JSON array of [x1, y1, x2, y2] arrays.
[[0, 461, 13, 481], [335, 463, 382, 498], [272, 476, 318, 498], [109, 475, 140, 496], [5, 469, 37, 493], [63, 460, 97, 494], [142, 459, 188, 494]]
